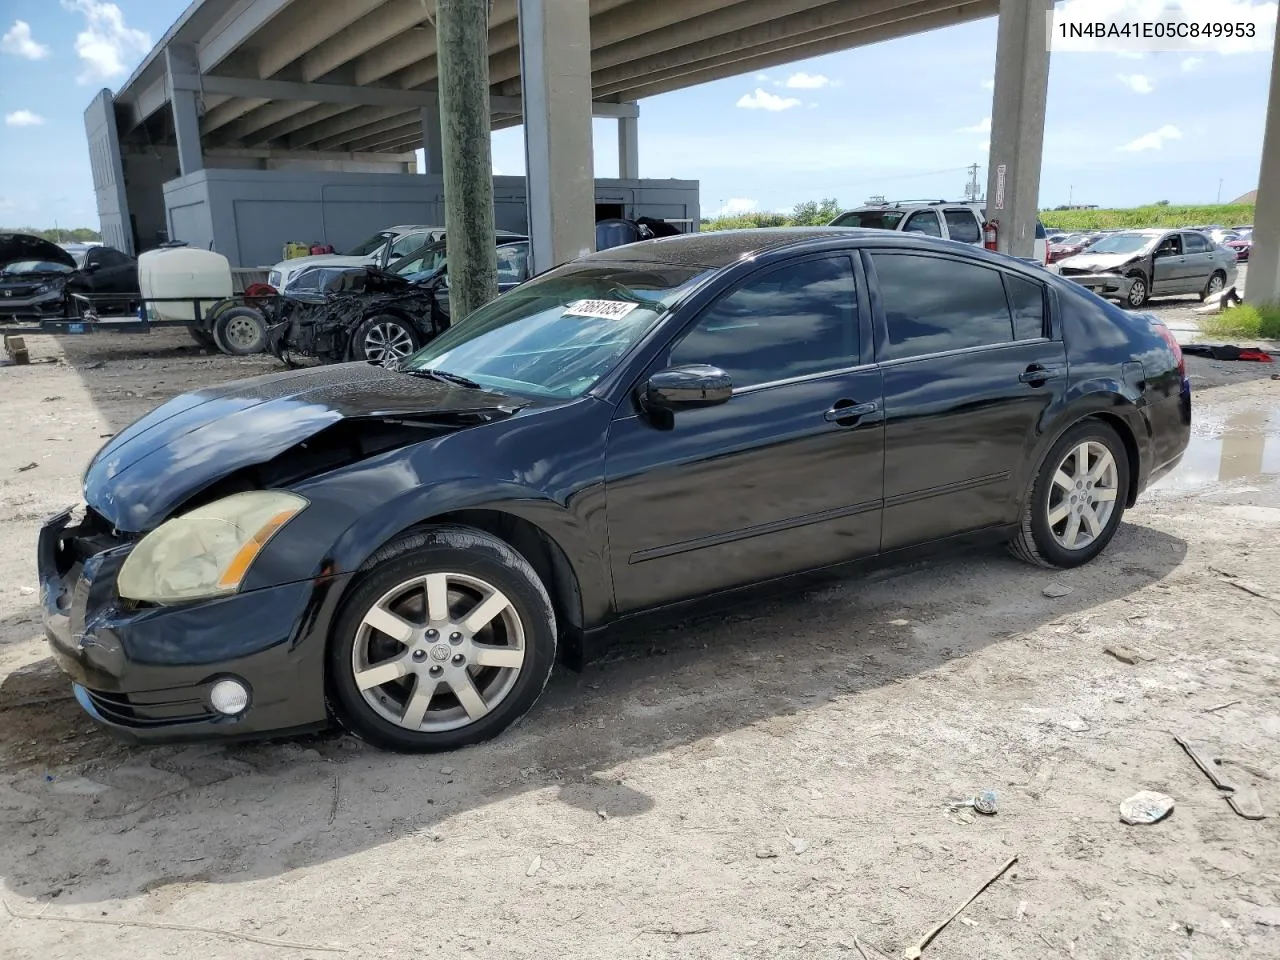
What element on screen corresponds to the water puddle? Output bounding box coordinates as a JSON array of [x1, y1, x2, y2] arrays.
[[1151, 407, 1280, 493]]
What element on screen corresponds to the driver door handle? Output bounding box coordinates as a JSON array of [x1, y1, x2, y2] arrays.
[[1019, 364, 1064, 384], [824, 400, 879, 422]]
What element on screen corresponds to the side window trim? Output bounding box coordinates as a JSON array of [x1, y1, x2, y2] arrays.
[[862, 248, 1032, 364], [662, 250, 865, 394], [1001, 270, 1050, 341]]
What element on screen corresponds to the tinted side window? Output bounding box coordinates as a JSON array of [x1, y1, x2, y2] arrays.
[[1183, 232, 1209, 253], [871, 253, 1013, 361], [670, 255, 858, 388], [1004, 273, 1046, 340], [902, 211, 942, 237], [496, 242, 529, 284], [98, 249, 130, 268], [943, 209, 981, 244]]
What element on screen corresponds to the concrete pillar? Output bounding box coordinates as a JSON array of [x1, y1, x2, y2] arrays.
[[420, 97, 444, 177], [1246, 10, 1280, 304], [518, 0, 596, 273], [436, 0, 498, 319], [164, 43, 204, 177], [617, 112, 639, 179], [984, 0, 1052, 258]]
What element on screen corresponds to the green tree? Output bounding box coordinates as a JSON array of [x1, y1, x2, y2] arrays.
[[790, 198, 842, 226]]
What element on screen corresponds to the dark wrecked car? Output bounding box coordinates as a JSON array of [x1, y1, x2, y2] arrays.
[[0, 234, 140, 320], [268, 235, 530, 366], [39, 228, 1191, 753]]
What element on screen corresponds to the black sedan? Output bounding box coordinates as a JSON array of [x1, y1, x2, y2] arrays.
[[38, 228, 1191, 753], [0, 234, 139, 319]]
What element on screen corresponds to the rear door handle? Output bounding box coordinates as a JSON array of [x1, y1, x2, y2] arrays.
[[1019, 365, 1063, 384], [824, 400, 879, 422]]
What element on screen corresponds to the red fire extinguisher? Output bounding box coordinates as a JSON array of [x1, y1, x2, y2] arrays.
[[983, 219, 999, 251]]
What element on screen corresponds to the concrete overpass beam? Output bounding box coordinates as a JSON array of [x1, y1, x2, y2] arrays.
[[1248, 11, 1280, 304], [985, 0, 1052, 259], [618, 112, 639, 179], [421, 98, 444, 176], [519, 0, 597, 273], [165, 43, 204, 176]]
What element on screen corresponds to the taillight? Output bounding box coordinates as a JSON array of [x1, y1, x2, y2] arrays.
[[1153, 320, 1185, 378]]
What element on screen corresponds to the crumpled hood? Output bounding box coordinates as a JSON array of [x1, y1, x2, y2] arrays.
[[1059, 251, 1144, 272], [0, 233, 77, 270], [84, 363, 525, 532]]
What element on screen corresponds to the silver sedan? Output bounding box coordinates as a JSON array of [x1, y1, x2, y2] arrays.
[[1056, 228, 1238, 308]]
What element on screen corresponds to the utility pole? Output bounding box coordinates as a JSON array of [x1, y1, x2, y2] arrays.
[[436, 0, 498, 320], [1217, 178, 1224, 204], [964, 163, 981, 202], [1068, 185, 1073, 207]]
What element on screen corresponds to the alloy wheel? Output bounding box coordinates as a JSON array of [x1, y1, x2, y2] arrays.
[[1126, 279, 1146, 307], [1206, 274, 1225, 296], [351, 572, 526, 733], [1046, 441, 1120, 551], [363, 321, 416, 365]]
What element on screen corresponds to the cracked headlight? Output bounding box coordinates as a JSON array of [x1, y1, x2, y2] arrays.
[[118, 491, 308, 605]]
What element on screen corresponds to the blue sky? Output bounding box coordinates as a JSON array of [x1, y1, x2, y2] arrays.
[[0, 0, 1275, 229]]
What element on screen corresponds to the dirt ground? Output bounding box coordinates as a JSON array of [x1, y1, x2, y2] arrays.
[[1, 286, 1279, 959]]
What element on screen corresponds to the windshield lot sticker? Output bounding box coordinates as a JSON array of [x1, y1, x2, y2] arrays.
[[563, 299, 640, 320]]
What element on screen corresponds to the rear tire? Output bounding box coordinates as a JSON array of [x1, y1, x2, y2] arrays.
[[212, 306, 268, 355], [1009, 420, 1130, 569], [327, 526, 557, 753], [1199, 270, 1226, 303]]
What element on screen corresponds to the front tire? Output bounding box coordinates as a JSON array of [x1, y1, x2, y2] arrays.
[[327, 526, 557, 753], [1009, 420, 1130, 569], [1125, 272, 1149, 308], [351, 314, 421, 365]]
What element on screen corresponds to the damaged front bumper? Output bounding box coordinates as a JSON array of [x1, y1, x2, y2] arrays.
[[37, 506, 343, 743], [1061, 272, 1134, 301]]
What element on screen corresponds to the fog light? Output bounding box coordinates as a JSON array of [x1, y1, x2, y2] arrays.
[[209, 678, 250, 716]]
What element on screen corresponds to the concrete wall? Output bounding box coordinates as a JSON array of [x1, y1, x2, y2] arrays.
[[160, 168, 699, 267]]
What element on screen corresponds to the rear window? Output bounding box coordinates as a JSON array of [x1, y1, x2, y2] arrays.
[[831, 210, 906, 230]]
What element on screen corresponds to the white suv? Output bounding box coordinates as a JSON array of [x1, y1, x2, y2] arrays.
[[829, 201, 1048, 266], [267, 224, 447, 292]]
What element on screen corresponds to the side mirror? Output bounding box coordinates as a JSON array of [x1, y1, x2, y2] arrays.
[[643, 364, 733, 412]]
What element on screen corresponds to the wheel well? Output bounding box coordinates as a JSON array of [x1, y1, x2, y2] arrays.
[[1088, 412, 1141, 507], [363, 509, 586, 660]]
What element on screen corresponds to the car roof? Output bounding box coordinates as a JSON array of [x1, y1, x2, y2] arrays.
[[581, 227, 1054, 273], [385, 224, 446, 234], [583, 228, 865, 268]]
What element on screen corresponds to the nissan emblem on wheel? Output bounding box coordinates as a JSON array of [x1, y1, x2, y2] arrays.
[[36, 228, 1191, 753]]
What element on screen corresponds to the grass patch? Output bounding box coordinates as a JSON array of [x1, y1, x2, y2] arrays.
[[1040, 204, 1253, 232], [1200, 304, 1280, 341]]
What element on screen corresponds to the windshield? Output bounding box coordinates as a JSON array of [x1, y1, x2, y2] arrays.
[[1, 260, 72, 276], [830, 210, 906, 230], [343, 231, 394, 257], [401, 262, 712, 399], [1085, 233, 1154, 255]]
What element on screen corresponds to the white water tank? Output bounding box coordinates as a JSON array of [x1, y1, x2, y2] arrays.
[[137, 246, 233, 322]]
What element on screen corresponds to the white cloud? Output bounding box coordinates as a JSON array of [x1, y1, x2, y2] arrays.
[[1181, 56, 1204, 71], [736, 88, 802, 111], [60, 0, 152, 85], [716, 198, 759, 217], [1113, 51, 1145, 60], [1117, 73, 1154, 93], [1, 20, 50, 59], [784, 72, 832, 89], [980, 78, 995, 91], [755, 73, 769, 81], [5, 110, 46, 127], [959, 116, 992, 134], [1118, 124, 1182, 152], [979, 141, 990, 153]]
